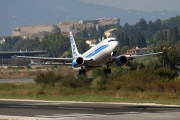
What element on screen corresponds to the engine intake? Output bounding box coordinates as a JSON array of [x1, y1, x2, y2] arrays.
[[116, 56, 128, 67], [76, 57, 83, 64], [72, 57, 84, 67]]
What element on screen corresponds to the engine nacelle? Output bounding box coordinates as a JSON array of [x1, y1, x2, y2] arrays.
[[72, 57, 84, 68], [116, 56, 128, 67]]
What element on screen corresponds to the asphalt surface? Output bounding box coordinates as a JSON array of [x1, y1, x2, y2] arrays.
[[0, 99, 180, 120]]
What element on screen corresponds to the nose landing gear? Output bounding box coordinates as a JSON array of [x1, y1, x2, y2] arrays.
[[104, 62, 111, 74]]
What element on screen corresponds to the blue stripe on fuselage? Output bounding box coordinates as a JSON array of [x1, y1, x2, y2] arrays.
[[85, 44, 109, 58]]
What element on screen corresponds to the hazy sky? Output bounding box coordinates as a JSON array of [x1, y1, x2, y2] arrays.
[[80, 0, 180, 11]]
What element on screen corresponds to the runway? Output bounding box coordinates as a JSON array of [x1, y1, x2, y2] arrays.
[[0, 99, 180, 120]]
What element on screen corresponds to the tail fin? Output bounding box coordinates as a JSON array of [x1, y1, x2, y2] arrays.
[[69, 31, 81, 58]]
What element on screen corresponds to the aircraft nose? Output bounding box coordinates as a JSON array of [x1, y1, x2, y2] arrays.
[[111, 41, 119, 51], [114, 41, 119, 47], [115, 41, 119, 50]]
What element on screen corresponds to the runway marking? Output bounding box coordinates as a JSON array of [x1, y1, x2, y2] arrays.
[[0, 115, 49, 120], [23, 102, 74, 105], [35, 112, 144, 119], [36, 113, 102, 119], [9, 105, 38, 108], [58, 106, 94, 110], [105, 111, 139, 115], [2, 111, 180, 120]]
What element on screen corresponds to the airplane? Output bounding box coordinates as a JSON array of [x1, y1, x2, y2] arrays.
[[16, 32, 162, 75]]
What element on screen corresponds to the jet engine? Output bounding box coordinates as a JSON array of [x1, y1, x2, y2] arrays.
[[115, 56, 128, 67], [72, 57, 84, 68]]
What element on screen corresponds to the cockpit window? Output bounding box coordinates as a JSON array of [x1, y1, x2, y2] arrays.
[[108, 38, 118, 42]]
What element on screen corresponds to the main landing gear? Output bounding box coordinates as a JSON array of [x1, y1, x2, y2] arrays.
[[78, 68, 86, 75], [104, 68, 111, 74]]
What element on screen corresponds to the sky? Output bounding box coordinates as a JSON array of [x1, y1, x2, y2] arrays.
[[80, 0, 180, 11]]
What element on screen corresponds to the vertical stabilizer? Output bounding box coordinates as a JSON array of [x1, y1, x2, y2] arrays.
[[70, 32, 81, 58]]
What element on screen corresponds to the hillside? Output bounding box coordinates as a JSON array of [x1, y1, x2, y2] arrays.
[[1, 0, 180, 36]]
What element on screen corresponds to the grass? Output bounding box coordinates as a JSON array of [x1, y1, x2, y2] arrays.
[[1, 93, 180, 105], [0, 83, 180, 105], [0, 67, 180, 105], [0, 69, 38, 78]]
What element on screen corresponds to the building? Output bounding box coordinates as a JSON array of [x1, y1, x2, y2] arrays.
[[86, 39, 97, 48], [0, 38, 5, 44], [104, 28, 117, 38], [12, 25, 60, 39], [12, 18, 120, 39], [124, 47, 155, 56]]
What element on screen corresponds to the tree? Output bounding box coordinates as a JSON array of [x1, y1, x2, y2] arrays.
[[146, 20, 155, 40], [163, 31, 168, 41], [39, 31, 70, 57], [75, 36, 89, 54], [5, 36, 20, 45], [82, 27, 89, 38], [23, 39, 40, 50], [136, 31, 146, 48], [129, 36, 135, 48], [175, 40, 180, 54], [158, 43, 180, 72], [137, 18, 147, 32], [124, 34, 129, 46], [141, 33, 147, 47], [136, 31, 141, 47], [153, 31, 164, 43], [13, 40, 27, 51], [154, 19, 162, 31], [168, 26, 179, 45], [0, 42, 13, 51], [119, 32, 125, 48], [62, 51, 71, 58], [121, 46, 129, 54]]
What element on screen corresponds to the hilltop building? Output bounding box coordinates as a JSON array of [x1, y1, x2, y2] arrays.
[[12, 18, 120, 39], [12, 25, 60, 39]]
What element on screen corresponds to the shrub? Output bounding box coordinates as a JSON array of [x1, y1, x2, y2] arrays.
[[92, 67, 109, 90], [34, 70, 90, 88], [7, 66, 24, 69], [60, 73, 78, 88], [155, 67, 179, 79], [105, 67, 180, 94], [34, 71, 63, 86], [27, 65, 32, 69], [91, 76, 107, 90]]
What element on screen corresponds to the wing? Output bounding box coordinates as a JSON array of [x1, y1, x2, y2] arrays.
[[16, 56, 73, 66], [112, 52, 163, 67], [123, 52, 163, 59]]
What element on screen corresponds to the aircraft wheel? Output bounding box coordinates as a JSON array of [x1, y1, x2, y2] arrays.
[[79, 70, 82, 75], [79, 69, 86, 75], [108, 69, 111, 74], [104, 69, 111, 74], [104, 69, 107, 74], [82, 69, 86, 74]]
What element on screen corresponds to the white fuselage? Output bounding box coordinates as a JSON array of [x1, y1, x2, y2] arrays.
[[73, 37, 119, 71]]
